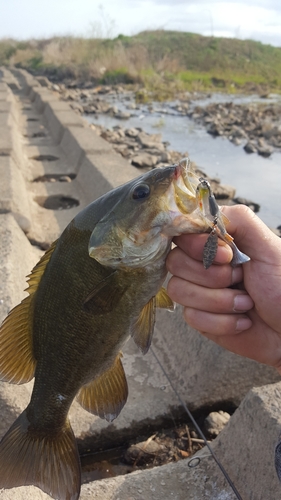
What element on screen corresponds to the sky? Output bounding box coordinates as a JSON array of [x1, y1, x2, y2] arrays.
[[1, 0, 281, 47]]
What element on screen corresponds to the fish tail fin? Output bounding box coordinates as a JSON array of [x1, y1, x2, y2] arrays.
[[230, 242, 251, 267], [0, 409, 81, 500]]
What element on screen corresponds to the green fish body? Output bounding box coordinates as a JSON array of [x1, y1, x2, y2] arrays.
[[0, 161, 249, 500]]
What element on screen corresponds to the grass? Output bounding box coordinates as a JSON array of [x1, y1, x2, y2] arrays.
[[1, 30, 281, 97]]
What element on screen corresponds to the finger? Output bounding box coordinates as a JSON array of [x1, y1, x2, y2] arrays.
[[173, 233, 233, 264], [201, 310, 281, 367], [166, 247, 243, 288], [221, 205, 281, 263], [168, 277, 254, 313], [183, 307, 253, 335]]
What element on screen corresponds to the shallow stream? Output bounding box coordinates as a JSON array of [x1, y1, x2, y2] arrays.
[[86, 92, 281, 228]]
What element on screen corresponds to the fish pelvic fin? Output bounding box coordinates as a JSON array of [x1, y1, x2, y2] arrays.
[[77, 352, 128, 422], [0, 294, 36, 384], [131, 288, 174, 355], [155, 287, 175, 311], [0, 409, 81, 500], [131, 297, 156, 355]]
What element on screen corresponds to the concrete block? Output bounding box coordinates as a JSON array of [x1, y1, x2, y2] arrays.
[[44, 103, 86, 143], [152, 309, 280, 411], [77, 382, 281, 500], [79, 450, 237, 500], [0, 213, 39, 321], [0, 156, 31, 232], [60, 126, 113, 169], [0, 90, 12, 102], [76, 152, 140, 205], [211, 382, 281, 499], [32, 88, 63, 113], [0, 124, 13, 153]]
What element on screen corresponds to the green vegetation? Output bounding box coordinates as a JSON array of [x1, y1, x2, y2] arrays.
[[1, 30, 281, 96]]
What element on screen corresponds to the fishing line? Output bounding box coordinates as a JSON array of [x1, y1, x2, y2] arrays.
[[151, 343, 243, 500]]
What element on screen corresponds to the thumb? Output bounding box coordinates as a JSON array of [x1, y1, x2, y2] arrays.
[[221, 205, 281, 264]]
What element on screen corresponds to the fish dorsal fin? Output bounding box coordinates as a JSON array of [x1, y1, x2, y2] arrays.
[[26, 240, 57, 295], [0, 294, 36, 384], [76, 353, 128, 422], [131, 297, 156, 355], [155, 287, 175, 311], [0, 241, 57, 384]]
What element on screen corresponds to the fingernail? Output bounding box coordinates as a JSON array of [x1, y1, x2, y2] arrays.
[[236, 317, 252, 331], [234, 294, 254, 312]]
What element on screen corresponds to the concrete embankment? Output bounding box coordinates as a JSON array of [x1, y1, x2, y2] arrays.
[[0, 67, 281, 500]]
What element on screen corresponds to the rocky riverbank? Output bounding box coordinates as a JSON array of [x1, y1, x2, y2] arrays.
[[38, 78, 280, 233], [47, 79, 281, 158], [188, 101, 281, 158]]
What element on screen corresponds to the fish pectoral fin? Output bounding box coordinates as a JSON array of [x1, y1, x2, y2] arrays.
[[0, 294, 36, 384], [77, 352, 128, 422], [83, 271, 128, 314], [131, 297, 156, 355], [155, 287, 175, 311], [0, 410, 81, 500]]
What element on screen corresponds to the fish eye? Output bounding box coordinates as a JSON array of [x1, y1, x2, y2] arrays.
[[132, 183, 150, 200]]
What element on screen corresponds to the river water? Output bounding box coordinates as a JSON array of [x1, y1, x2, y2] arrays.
[[85, 92, 281, 228]]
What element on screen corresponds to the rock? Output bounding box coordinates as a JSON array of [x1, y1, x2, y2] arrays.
[[271, 227, 281, 237], [233, 197, 260, 213], [211, 183, 235, 200], [207, 121, 224, 136], [137, 131, 162, 148], [125, 128, 139, 138], [244, 141, 257, 154], [131, 153, 158, 169], [257, 145, 273, 157], [204, 411, 230, 436], [114, 111, 131, 120], [124, 439, 166, 465], [160, 151, 172, 163]]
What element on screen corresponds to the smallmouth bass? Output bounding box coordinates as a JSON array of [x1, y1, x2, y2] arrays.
[[0, 159, 249, 500]]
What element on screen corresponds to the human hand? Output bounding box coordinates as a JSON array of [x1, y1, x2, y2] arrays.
[[166, 205, 281, 373]]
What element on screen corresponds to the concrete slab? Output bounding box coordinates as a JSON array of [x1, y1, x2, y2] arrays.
[[76, 152, 141, 205], [0, 156, 31, 232], [152, 311, 280, 411], [24, 144, 78, 177], [60, 126, 113, 168], [44, 103, 86, 143], [33, 89, 70, 113]]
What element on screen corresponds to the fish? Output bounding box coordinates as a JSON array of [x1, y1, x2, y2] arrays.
[[0, 158, 249, 500]]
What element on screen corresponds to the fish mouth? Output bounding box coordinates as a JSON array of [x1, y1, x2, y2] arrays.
[[171, 158, 199, 214]]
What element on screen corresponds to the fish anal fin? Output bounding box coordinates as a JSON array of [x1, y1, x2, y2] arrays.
[[77, 353, 128, 422], [155, 287, 175, 311], [131, 297, 156, 355], [0, 409, 81, 500], [25, 240, 57, 295], [0, 294, 36, 384]]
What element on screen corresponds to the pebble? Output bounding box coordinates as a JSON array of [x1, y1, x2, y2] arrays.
[[204, 410, 231, 436]]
